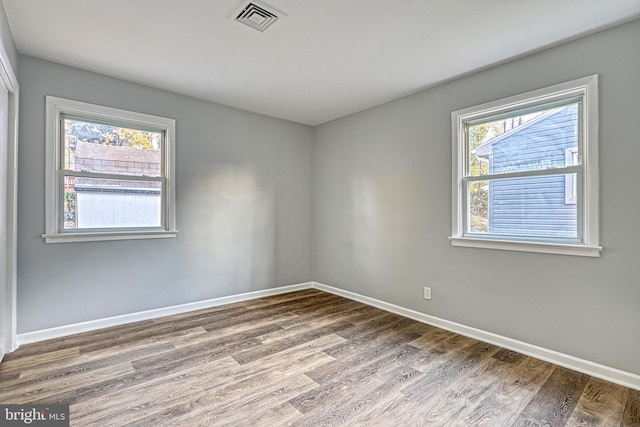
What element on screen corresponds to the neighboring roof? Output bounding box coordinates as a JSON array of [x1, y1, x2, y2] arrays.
[[474, 107, 565, 158], [73, 141, 161, 176]]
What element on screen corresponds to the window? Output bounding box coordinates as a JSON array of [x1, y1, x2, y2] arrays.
[[44, 97, 177, 243], [450, 75, 601, 257]]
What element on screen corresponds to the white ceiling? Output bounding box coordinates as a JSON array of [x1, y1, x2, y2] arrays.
[[3, 0, 640, 125]]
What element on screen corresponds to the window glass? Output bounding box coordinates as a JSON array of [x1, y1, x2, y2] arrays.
[[63, 176, 162, 230], [468, 105, 578, 177], [467, 174, 578, 239], [63, 117, 162, 177]]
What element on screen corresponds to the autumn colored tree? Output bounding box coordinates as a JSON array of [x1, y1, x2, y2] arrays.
[[467, 123, 495, 231], [65, 119, 159, 150]]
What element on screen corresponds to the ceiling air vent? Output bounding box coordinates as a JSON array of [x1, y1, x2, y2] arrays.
[[232, 1, 285, 32]]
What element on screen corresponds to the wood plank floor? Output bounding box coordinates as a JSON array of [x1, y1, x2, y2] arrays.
[[1, 289, 638, 426]]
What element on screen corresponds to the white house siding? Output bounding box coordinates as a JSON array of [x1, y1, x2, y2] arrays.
[[76, 191, 161, 228]]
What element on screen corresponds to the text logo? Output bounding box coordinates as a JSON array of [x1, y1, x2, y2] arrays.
[[0, 405, 69, 426]]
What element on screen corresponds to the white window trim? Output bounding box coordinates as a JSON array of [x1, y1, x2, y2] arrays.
[[450, 75, 601, 257], [44, 96, 177, 243]]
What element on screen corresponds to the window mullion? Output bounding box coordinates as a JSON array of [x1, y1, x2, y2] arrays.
[[62, 170, 165, 182], [463, 165, 582, 182]]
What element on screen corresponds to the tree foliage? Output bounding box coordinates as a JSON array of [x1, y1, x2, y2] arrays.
[[65, 119, 159, 150], [467, 123, 495, 231]]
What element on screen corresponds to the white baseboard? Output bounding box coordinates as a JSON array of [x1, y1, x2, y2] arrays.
[[311, 281, 640, 392], [14, 279, 640, 391], [16, 282, 313, 346]]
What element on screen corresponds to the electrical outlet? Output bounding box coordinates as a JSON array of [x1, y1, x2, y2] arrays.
[[423, 286, 432, 300]]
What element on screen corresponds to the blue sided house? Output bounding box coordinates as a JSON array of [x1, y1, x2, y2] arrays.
[[475, 104, 579, 239]]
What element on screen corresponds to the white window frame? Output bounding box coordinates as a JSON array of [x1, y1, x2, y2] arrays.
[[450, 75, 601, 257], [44, 96, 177, 243]]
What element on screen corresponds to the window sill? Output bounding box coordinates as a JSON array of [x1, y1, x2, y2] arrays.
[[449, 236, 602, 257], [42, 230, 177, 244]]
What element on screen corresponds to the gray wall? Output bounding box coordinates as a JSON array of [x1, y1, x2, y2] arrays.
[[313, 19, 640, 376], [17, 56, 313, 332]]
